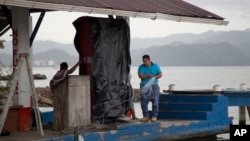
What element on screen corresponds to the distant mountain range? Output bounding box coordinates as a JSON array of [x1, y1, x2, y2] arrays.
[[131, 28, 250, 66], [1, 28, 250, 67]]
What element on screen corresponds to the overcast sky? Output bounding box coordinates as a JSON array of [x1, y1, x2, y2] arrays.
[[2, 0, 250, 44]]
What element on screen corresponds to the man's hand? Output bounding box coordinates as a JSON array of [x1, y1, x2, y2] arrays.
[[138, 73, 154, 79], [147, 75, 154, 78]]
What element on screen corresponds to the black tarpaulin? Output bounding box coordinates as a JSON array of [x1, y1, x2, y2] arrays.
[[73, 16, 132, 122]]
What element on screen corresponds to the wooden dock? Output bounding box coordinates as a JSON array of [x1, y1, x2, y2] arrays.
[[0, 118, 230, 141], [2, 89, 250, 141]]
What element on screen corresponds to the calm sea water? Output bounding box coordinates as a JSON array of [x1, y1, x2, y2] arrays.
[[34, 66, 250, 90], [33, 66, 250, 140]]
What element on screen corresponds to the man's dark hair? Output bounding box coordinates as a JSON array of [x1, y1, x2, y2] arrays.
[[142, 54, 150, 60], [60, 62, 68, 70]]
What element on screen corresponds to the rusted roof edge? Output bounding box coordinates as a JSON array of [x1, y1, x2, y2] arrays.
[[0, 0, 229, 25]]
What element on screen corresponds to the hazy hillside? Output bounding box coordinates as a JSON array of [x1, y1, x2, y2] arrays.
[[33, 49, 78, 67], [32, 40, 78, 56], [0, 53, 12, 67], [130, 28, 250, 66], [196, 30, 250, 56], [1, 28, 250, 67], [130, 30, 224, 49], [131, 42, 250, 66], [2, 40, 78, 56], [1, 40, 78, 67]]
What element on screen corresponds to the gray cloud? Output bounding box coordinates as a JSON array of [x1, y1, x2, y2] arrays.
[[186, 0, 250, 19]]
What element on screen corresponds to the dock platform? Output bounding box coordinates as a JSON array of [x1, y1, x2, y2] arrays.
[[1, 92, 235, 141], [0, 118, 230, 141]]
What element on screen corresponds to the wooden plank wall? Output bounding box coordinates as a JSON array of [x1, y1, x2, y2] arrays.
[[53, 75, 91, 131]]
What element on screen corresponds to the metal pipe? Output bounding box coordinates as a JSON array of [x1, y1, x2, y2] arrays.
[[30, 11, 45, 46]]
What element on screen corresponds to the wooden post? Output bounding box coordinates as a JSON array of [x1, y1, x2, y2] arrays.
[[247, 106, 250, 119], [241, 83, 250, 119], [239, 83, 247, 125]]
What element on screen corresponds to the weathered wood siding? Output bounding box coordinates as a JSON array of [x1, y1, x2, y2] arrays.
[[53, 75, 91, 130]]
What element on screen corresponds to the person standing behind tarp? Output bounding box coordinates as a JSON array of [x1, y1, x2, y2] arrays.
[[138, 54, 162, 122]]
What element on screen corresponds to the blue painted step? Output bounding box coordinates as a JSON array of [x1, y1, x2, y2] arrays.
[[159, 103, 214, 111], [158, 110, 227, 120], [223, 91, 250, 106], [160, 94, 220, 103], [158, 111, 209, 120], [158, 94, 228, 120]]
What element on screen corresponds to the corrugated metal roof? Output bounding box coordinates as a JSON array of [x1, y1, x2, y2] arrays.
[[0, 0, 228, 25]]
